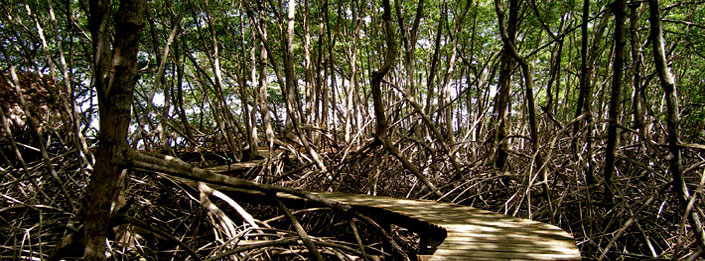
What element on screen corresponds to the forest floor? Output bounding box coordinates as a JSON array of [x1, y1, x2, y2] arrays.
[[2, 133, 704, 260]]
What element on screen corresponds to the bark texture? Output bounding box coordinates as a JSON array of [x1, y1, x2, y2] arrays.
[[648, 0, 705, 250], [603, 0, 626, 203], [84, 0, 146, 259]]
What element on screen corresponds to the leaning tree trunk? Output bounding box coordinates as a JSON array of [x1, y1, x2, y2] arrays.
[[84, 0, 145, 259]]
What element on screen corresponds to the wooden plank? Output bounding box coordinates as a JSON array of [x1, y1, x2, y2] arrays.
[[431, 248, 580, 260], [308, 192, 581, 260], [198, 164, 581, 260]]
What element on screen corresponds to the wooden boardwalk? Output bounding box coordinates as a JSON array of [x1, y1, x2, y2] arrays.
[[306, 192, 581, 260], [198, 153, 581, 260]]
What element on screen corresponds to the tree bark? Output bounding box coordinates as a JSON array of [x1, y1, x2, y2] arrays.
[[84, 0, 146, 259], [575, 0, 594, 185], [257, 8, 274, 150], [395, 0, 425, 138], [202, 0, 241, 159], [630, 3, 646, 140], [491, 0, 518, 170], [648, 0, 705, 250], [495, 0, 548, 214], [424, 2, 444, 116], [439, 0, 471, 147], [603, 0, 626, 203], [370, 0, 396, 141]]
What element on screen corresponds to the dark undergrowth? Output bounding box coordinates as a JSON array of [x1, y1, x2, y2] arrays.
[[2, 123, 704, 260]]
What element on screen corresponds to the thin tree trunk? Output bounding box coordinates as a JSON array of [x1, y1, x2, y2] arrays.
[[648, 0, 705, 250], [315, 14, 325, 139], [494, 0, 538, 144], [250, 45, 260, 153], [202, 0, 240, 159], [40, 0, 94, 167], [425, 2, 444, 116], [234, 1, 257, 161], [491, 0, 518, 170], [574, 2, 610, 186], [250, 0, 328, 173], [257, 8, 274, 150], [395, 0, 425, 138], [322, 0, 332, 134], [370, 0, 396, 141], [369, 0, 442, 200], [345, 0, 364, 144], [303, 0, 315, 127], [173, 42, 196, 144], [576, 0, 594, 186], [630, 2, 646, 141], [439, 0, 471, 148], [528, 0, 564, 118], [603, 0, 626, 203], [156, 9, 183, 153], [283, 0, 300, 129]]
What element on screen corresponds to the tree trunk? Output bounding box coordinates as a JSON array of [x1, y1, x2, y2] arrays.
[[603, 0, 626, 203], [439, 0, 471, 148], [304, 0, 315, 127], [425, 2, 444, 116], [574, 0, 595, 185], [174, 42, 196, 144], [395, 0, 425, 138], [371, 0, 396, 141], [648, 0, 705, 250], [259, 18, 274, 150], [234, 1, 257, 161], [203, 0, 241, 159], [630, 3, 646, 141], [495, 0, 547, 214], [574, 2, 609, 186], [84, 0, 145, 259], [283, 0, 300, 129], [345, 0, 364, 144], [491, 0, 518, 170]]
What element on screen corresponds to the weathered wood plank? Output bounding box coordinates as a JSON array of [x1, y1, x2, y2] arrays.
[[203, 164, 581, 260], [307, 192, 581, 260]]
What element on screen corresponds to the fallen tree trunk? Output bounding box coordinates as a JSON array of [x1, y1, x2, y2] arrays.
[[124, 149, 352, 212]]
